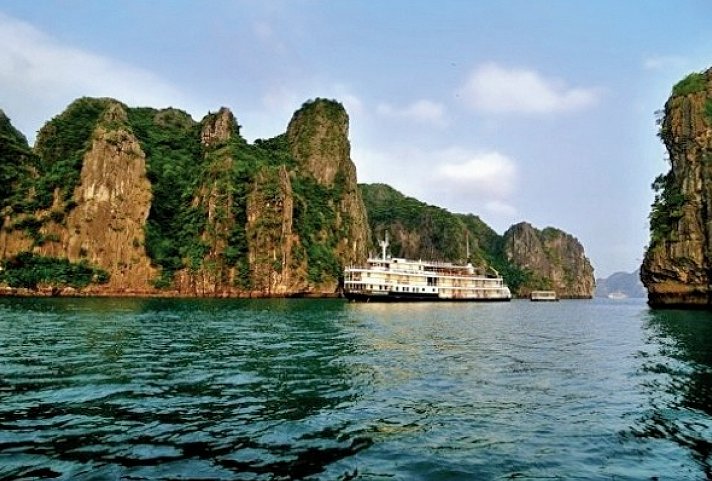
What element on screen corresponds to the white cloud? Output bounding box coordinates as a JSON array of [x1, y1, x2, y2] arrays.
[[458, 62, 600, 114], [377, 99, 447, 126], [352, 143, 520, 230], [0, 12, 197, 141], [643, 55, 686, 70], [484, 200, 517, 218], [435, 148, 518, 203], [432, 149, 519, 227]]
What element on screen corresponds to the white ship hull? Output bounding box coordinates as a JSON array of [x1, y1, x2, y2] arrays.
[[343, 290, 510, 302], [344, 257, 512, 303]]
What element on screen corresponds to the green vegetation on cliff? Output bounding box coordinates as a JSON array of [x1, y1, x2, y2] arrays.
[[360, 183, 525, 285], [361, 183, 497, 264], [672, 72, 707, 97], [0, 110, 35, 218], [0, 252, 109, 290], [126, 107, 204, 285], [126, 99, 356, 290], [292, 175, 342, 283], [127, 107, 287, 287], [33, 97, 111, 210], [287, 98, 365, 286], [0, 98, 118, 242], [0, 98, 111, 225], [649, 171, 685, 246]]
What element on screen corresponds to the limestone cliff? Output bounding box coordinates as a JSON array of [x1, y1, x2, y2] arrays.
[[246, 165, 302, 294], [286, 99, 370, 292], [0, 98, 155, 293], [641, 69, 712, 307], [171, 107, 245, 296], [0, 97, 370, 296], [58, 103, 155, 292], [503, 222, 595, 298]]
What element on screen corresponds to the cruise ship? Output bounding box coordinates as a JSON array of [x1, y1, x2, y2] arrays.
[[343, 234, 511, 302]]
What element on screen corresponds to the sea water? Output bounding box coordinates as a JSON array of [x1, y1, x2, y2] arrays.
[[0, 297, 711, 480]]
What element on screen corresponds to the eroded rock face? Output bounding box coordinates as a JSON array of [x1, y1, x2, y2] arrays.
[[286, 99, 370, 272], [0, 101, 157, 293], [201, 107, 236, 147], [287, 100, 350, 187], [65, 114, 154, 291], [641, 69, 712, 307], [504, 222, 595, 298], [246, 165, 304, 294]]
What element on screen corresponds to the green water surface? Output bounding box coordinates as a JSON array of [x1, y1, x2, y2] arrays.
[[0, 297, 710, 480]]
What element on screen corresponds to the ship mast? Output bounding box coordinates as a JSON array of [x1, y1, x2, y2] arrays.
[[466, 231, 470, 262], [379, 232, 390, 261]]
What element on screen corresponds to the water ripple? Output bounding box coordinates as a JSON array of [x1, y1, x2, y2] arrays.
[[1, 298, 711, 479]]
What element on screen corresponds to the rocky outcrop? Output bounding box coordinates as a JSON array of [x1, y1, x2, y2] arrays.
[[0, 100, 156, 293], [0, 97, 370, 297], [60, 104, 155, 291], [288, 100, 350, 187], [641, 69, 712, 308], [287, 99, 369, 271], [503, 222, 595, 298]]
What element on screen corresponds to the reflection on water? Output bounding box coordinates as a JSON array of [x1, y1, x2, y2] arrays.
[[633, 309, 712, 478], [2, 298, 712, 479]]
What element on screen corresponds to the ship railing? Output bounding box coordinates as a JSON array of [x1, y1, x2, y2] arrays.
[[345, 264, 497, 280]]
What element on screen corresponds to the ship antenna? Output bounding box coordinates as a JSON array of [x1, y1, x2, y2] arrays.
[[379, 231, 390, 261]]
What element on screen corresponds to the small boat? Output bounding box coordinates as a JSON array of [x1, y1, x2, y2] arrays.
[[530, 290, 558, 302], [607, 291, 627, 300], [343, 233, 511, 302]]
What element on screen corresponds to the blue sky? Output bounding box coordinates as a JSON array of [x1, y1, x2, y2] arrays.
[[1, 1, 711, 277]]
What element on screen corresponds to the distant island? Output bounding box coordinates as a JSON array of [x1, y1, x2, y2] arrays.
[[0, 97, 594, 298], [595, 270, 646, 298]]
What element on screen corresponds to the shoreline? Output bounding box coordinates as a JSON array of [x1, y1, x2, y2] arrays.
[[0, 287, 344, 299], [0, 286, 594, 301]]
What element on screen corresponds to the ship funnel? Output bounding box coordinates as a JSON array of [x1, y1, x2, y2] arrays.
[[379, 232, 390, 261]]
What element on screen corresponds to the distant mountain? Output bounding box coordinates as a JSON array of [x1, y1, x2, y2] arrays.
[[595, 270, 646, 298]]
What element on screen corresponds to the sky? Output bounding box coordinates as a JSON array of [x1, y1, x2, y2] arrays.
[[1, 1, 711, 278]]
